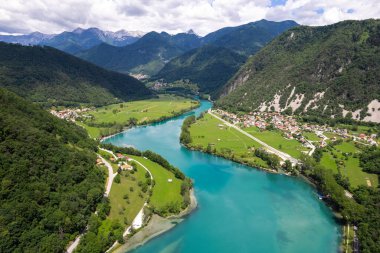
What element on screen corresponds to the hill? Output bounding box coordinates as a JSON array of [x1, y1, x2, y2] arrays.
[[0, 42, 152, 107], [154, 45, 246, 96], [202, 19, 298, 56], [0, 88, 104, 252], [153, 20, 298, 95], [77, 31, 201, 75], [217, 19, 380, 122]]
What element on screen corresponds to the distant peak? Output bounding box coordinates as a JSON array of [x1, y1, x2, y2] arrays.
[[187, 29, 196, 34], [72, 27, 84, 34]]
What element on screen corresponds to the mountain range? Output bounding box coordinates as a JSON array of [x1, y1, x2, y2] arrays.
[[217, 19, 380, 122], [154, 20, 298, 96], [0, 28, 146, 54], [76, 30, 201, 75], [0, 42, 152, 107]]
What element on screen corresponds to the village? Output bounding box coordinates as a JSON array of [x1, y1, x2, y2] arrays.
[[50, 107, 92, 121], [212, 109, 378, 148]]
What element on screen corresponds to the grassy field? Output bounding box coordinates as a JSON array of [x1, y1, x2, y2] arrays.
[[188, 114, 268, 168], [244, 126, 309, 159], [78, 95, 199, 139], [130, 155, 184, 210], [320, 141, 378, 188], [303, 132, 321, 141]]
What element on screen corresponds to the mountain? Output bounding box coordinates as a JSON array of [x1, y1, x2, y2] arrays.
[[77, 31, 201, 75], [154, 20, 298, 95], [0, 32, 55, 45], [78, 20, 298, 77], [0, 88, 104, 252], [154, 45, 246, 95], [0, 42, 152, 107], [217, 19, 380, 122], [0, 28, 145, 54], [202, 19, 299, 56]]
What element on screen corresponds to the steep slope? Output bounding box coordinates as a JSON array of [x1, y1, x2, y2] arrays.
[[217, 19, 380, 122], [77, 31, 200, 75], [154, 45, 246, 95], [0, 42, 152, 106], [203, 19, 298, 56], [0, 88, 104, 252], [0, 28, 144, 54]]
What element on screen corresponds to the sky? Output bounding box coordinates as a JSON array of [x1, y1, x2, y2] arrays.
[[0, 0, 379, 36]]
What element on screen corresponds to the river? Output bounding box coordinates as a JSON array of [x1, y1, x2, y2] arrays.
[[103, 100, 340, 253]]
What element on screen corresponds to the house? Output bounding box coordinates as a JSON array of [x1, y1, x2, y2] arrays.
[[110, 157, 115, 162], [96, 158, 104, 165]]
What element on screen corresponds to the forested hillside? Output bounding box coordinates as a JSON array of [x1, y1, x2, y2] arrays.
[[217, 19, 380, 122], [0, 42, 152, 107], [153, 20, 298, 95], [0, 88, 104, 252], [201, 19, 298, 56], [154, 45, 246, 96]]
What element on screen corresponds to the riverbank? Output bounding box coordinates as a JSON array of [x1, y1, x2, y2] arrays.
[[112, 189, 198, 253]]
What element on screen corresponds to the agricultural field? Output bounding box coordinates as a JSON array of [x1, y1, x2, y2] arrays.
[[188, 114, 268, 168], [320, 141, 378, 188], [78, 94, 199, 138], [244, 126, 309, 159]]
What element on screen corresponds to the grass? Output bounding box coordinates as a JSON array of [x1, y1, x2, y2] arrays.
[[188, 114, 268, 167], [244, 126, 309, 159], [77, 95, 199, 138], [129, 155, 184, 209], [320, 141, 378, 188], [303, 132, 321, 141], [99, 156, 148, 227]]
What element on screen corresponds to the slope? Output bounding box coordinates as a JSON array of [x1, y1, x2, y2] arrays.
[[0, 42, 152, 107], [0, 88, 104, 252], [217, 19, 380, 122], [154, 45, 246, 96]]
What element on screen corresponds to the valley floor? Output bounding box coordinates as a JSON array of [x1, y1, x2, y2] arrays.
[[77, 94, 200, 138]]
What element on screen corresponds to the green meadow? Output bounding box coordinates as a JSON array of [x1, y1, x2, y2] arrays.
[[244, 126, 309, 159], [320, 141, 378, 188], [188, 114, 268, 168], [78, 94, 199, 138]]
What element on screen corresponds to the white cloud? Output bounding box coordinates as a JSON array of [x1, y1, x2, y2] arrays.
[[0, 0, 379, 35]]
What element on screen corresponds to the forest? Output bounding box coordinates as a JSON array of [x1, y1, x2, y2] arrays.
[[0, 42, 152, 107], [0, 88, 105, 252]]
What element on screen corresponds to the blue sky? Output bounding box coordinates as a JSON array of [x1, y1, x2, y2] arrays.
[[0, 0, 379, 35]]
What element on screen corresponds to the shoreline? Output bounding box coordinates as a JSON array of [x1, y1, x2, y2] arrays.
[[112, 189, 198, 253]]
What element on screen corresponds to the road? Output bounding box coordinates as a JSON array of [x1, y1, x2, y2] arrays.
[[66, 153, 117, 253], [208, 110, 299, 165]]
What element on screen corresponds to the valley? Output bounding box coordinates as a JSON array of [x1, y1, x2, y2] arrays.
[[0, 11, 379, 253]]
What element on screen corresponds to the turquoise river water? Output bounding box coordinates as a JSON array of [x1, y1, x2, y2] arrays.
[[104, 100, 340, 253]]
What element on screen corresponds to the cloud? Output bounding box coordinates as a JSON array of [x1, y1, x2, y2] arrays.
[[0, 0, 379, 35]]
